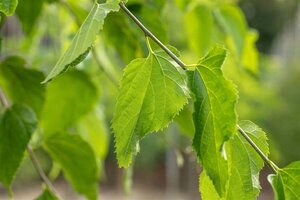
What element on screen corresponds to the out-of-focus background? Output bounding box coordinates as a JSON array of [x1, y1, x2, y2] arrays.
[[0, 0, 300, 199]]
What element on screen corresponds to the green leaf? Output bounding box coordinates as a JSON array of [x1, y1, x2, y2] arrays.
[[44, 133, 98, 200], [0, 56, 46, 118], [241, 30, 259, 74], [41, 70, 98, 135], [174, 103, 195, 138], [0, 104, 37, 189], [78, 108, 109, 159], [42, 1, 120, 83], [0, 0, 18, 16], [268, 161, 300, 200], [112, 48, 189, 167], [200, 170, 221, 200], [190, 45, 237, 196], [35, 187, 58, 200], [15, 0, 43, 34], [214, 5, 247, 58], [225, 120, 269, 199], [184, 4, 214, 55]]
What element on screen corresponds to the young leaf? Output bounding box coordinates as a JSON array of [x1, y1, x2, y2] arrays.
[[268, 161, 300, 200], [112, 49, 189, 167], [200, 171, 221, 200], [0, 104, 37, 190], [44, 133, 98, 200], [35, 187, 58, 200], [190, 45, 237, 196], [226, 121, 269, 200], [42, 1, 120, 83], [0, 0, 18, 16], [41, 70, 97, 136], [0, 56, 45, 117]]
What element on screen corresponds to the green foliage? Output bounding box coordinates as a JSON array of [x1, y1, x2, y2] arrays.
[[41, 70, 98, 135], [268, 161, 300, 200], [35, 187, 58, 200], [112, 47, 189, 167], [43, 1, 120, 83], [0, 56, 45, 117], [0, 104, 37, 189], [190, 45, 237, 196], [44, 133, 98, 200], [0, 0, 18, 16], [0, 0, 299, 199], [15, 0, 43, 34]]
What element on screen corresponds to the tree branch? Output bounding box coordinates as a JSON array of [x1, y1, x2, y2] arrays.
[[0, 87, 60, 197], [119, 2, 186, 69], [237, 125, 279, 174]]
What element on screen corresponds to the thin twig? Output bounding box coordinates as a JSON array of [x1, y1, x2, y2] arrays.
[[237, 125, 279, 174], [0, 87, 60, 197], [27, 146, 61, 197], [119, 2, 186, 69]]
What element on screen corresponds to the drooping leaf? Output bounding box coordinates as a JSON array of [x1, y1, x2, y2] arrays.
[[42, 1, 120, 83], [190, 45, 237, 196], [44, 133, 98, 200], [112, 48, 189, 167], [35, 187, 58, 200], [41, 70, 98, 135], [15, 0, 43, 34], [184, 4, 214, 55], [214, 5, 247, 58], [225, 120, 269, 200], [174, 103, 195, 138], [268, 161, 300, 200], [77, 108, 109, 159], [0, 0, 18, 16], [0, 56, 45, 117], [0, 104, 37, 189]]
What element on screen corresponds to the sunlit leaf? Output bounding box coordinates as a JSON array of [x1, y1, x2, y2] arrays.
[[268, 161, 300, 200], [42, 1, 120, 83], [44, 133, 98, 200], [190, 45, 237, 196], [0, 104, 37, 190], [112, 48, 189, 167]]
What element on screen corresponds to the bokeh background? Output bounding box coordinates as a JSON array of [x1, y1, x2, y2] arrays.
[[0, 0, 300, 199]]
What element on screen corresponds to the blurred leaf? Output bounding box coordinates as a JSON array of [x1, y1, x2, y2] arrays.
[[225, 121, 269, 199], [112, 48, 189, 167], [41, 70, 97, 135], [174, 103, 194, 138], [0, 104, 37, 190], [78, 108, 109, 159], [268, 161, 300, 200], [43, 1, 120, 83], [190, 45, 237, 196], [44, 133, 98, 200], [214, 4, 247, 58], [0, 56, 45, 118], [15, 0, 43, 34], [0, 0, 18, 16], [241, 30, 259, 74], [184, 4, 214, 55], [35, 187, 58, 200]]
